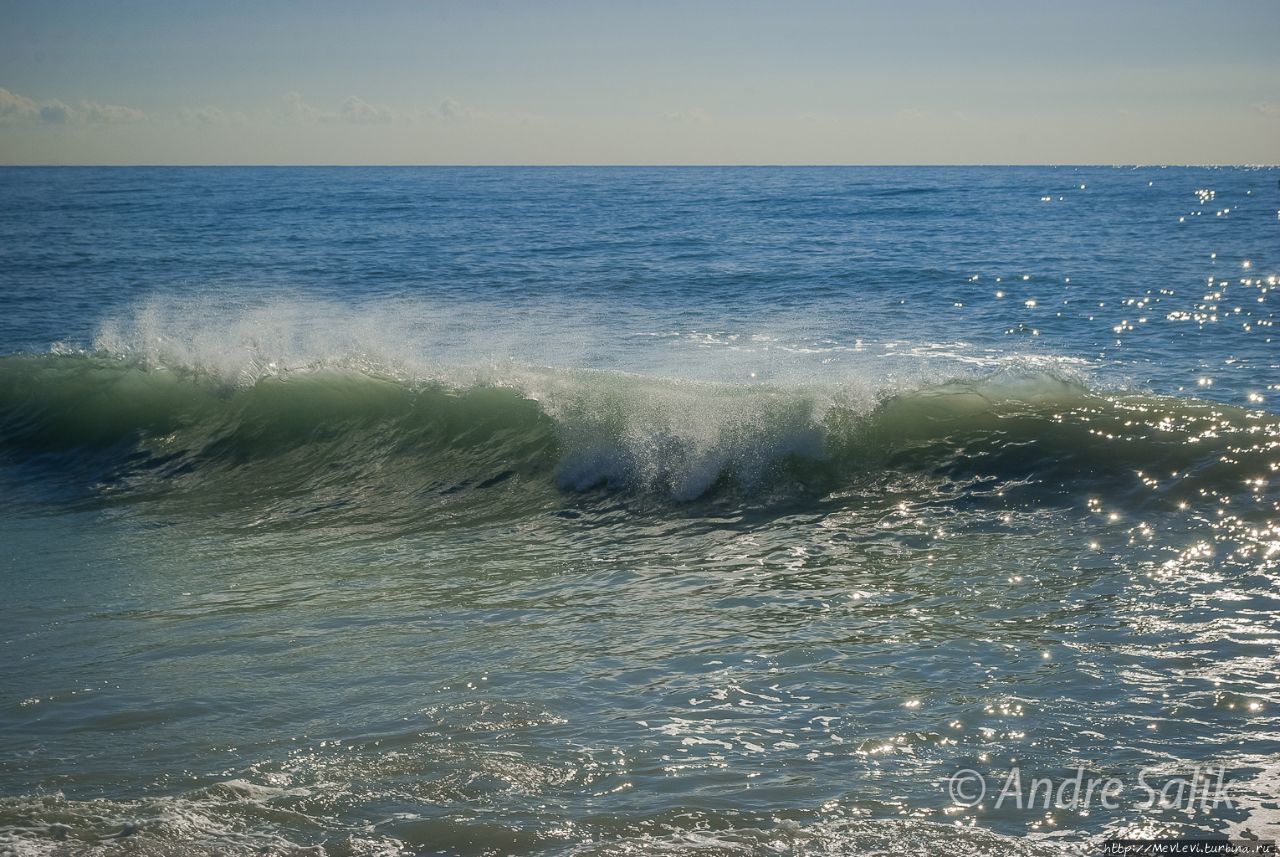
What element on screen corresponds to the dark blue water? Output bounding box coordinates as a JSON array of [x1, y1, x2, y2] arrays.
[[1, 167, 1277, 855], [2, 167, 1276, 402]]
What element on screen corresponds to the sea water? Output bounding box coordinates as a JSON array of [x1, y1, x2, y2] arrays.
[[0, 166, 1277, 854]]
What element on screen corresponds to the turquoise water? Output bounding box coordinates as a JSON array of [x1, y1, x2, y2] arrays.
[[0, 167, 1277, 854]]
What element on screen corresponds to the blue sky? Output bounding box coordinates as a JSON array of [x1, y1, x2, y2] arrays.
[[1, 0, 1277, 164]]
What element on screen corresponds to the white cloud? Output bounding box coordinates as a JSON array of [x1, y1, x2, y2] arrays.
[[431, 97, 547, 123], [0, 87, 39, 121], [78, 100, 146, 123], [38, 101, 72, 124], [338, 95, 393, 124], [0, 87, 145, 124], [281, 91, 397, 124], [1254, 102, 1280, 118], [276, 92, 540, 126], [282, 90, 321, 121], [437, 97, 467, 120], [179, 105, 247, 125]]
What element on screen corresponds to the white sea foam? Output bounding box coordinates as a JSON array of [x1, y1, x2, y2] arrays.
[[66, 295, 1115, 500], [83, 293, 1095, 399]]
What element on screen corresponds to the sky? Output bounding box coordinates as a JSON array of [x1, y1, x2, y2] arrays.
[[1, 0, 1278, 165]]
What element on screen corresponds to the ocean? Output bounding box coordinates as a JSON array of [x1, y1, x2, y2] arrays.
[[0, 166, 1276, 855]]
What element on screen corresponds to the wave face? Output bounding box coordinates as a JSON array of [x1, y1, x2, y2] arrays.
[[3, 351, 1276, 519]]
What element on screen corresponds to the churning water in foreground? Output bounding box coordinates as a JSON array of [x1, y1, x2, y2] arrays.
[[0, 167, 1278, 855]]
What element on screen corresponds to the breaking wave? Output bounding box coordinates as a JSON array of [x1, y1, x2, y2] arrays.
[[2, 351, 1275, 515]]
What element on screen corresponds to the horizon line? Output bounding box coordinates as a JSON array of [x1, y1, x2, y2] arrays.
[[2, 162, 1278, 169]]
